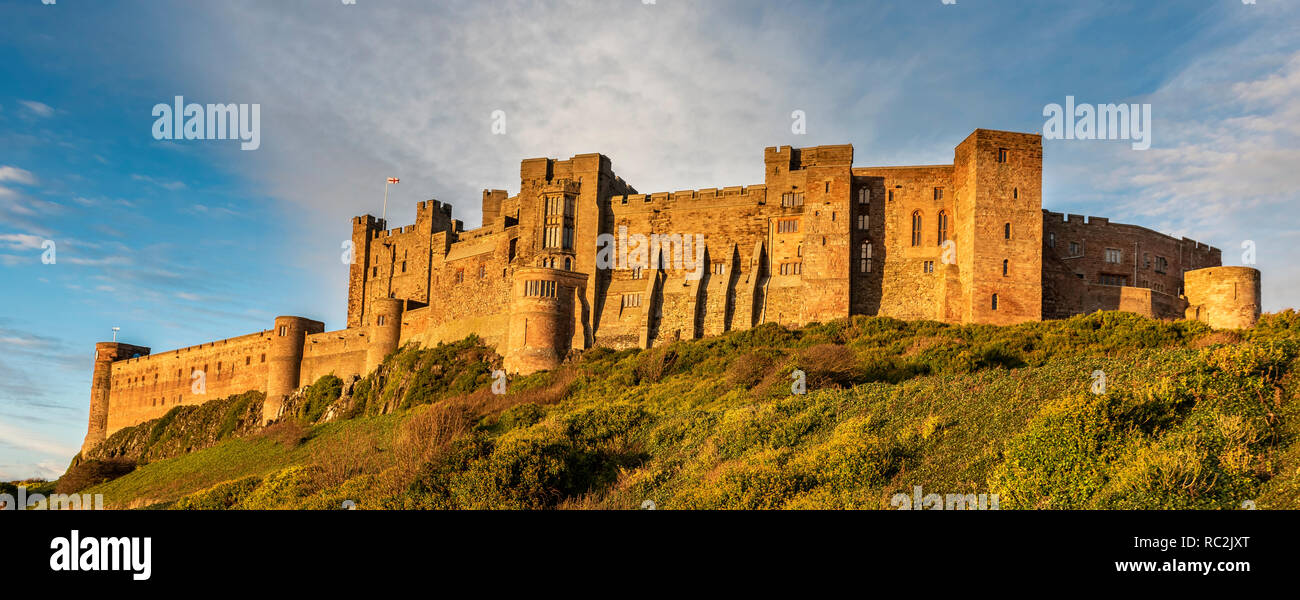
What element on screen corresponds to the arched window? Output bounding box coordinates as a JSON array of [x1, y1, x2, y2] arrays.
[[937, 210, 948, 245], [911, 211, 922, 247], [858, 188, 869, 204], [1002, 259, 1009, 277], [564, 257, 572, 270], [860, 241, 873, 273], [991, 293, 999, 310], [1004, 222, 1012, 240]]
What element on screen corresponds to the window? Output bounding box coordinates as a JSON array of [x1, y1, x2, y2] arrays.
[[245, 356, 250, 366], [401, 261, 407, 273], [860, 241, 872, 273], [857, 188, 870, 204], [777, 219, 799, 233], [911, 211, 923, 246], [824, 181, 830, 193], [1048, 231, 1055, 248], [923, 261, 935, 273], [779, 262, 803, 275], [1154, 256, 1168, 274], [1013, 187, 1018, 200], [1099, 274, 1128, 286], [478, 265, 486, 278], [631, 267, 643, 280], [933, 187, 944, 201], [543, 195, 575, 250], [1004, 223, 1012, 240], [455, 270, 464, 283], [1104, 248, 1123, 264], [1002, 259, 1009, 277], [992, 294, 999, 310], [260, 353, 266, 363], [857, 214, 869, 230], [622, 293, 642, 308], [937, 210, 949, 244], [564, 257, 572, 270], [376, 315, 386, 326], [1069, 242, 1082, 256], [278, 325, 287, 336], [781, 192, 805, 207], [525, 280, 558, 297], [997, 148, 1009, 163], [712, 262, 725, 275]]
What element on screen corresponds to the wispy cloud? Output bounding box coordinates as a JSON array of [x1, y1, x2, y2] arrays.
[[19, 100, 54, 118], [0, 232, 45, 251], [0, 166, 37, 185], [131, 173, 187, 191]]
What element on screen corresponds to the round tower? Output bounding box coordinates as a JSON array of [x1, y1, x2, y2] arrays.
[[504, 267, 588, 374], [1184, 266, 1262, 330], [264, 316, 322, 424], [365, 298, 405, 373], [82, 342, 150, 455]]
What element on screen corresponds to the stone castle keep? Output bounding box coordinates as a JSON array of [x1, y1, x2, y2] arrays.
[[81, 129, 1263, 453]]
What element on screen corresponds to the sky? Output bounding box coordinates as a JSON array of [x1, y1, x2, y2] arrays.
[[1, 0, 1297, 481]]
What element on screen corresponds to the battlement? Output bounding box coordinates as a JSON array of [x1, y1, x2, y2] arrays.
[[1044, 210, 1220, 254], [764, 144, 854, 170], [520, 153, 614, 182], [611, 184, 768, 208], [416, 198, 454, 219]]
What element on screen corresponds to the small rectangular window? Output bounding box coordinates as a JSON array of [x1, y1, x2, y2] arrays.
[[933, 187, 943, 200], [998, 148, 1009, 163]]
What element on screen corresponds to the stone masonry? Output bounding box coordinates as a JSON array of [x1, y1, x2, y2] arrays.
[[82, 128, 1263, 453]]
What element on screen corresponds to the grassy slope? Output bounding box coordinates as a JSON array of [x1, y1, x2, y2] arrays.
[[83, 311, 1300, 510]]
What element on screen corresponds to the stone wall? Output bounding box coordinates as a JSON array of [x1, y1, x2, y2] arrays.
[[88, 128, 1263, 451], [1185, 266, 1262, 329], [1041, 211, 1221, 319]]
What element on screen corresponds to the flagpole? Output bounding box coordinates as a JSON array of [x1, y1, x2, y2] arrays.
[[382, 180, 389, 226]]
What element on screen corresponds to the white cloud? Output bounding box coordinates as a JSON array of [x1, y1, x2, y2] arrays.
[[0, 166, 37, 185], [131, 174, 187, 191], [0, 233, 44, 250], [19, 100, 54, 118]]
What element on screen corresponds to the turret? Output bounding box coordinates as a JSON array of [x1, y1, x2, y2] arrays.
[[1184, 266, 1262, 329], [81, 341, 150, 454], [365, 298, 405, 373], [504, 267, 589, 374], [264, 316, 324, 424]]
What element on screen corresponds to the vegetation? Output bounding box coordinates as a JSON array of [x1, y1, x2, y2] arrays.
[[74, 311, 1300, 509]]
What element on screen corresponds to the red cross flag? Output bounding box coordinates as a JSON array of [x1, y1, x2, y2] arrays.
[[387, 177, 400, 184]]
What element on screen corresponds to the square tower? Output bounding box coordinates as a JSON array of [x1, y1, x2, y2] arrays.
[[953, 129, 1043, 324]]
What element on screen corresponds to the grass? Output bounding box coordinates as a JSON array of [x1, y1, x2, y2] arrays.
[[78, 310, 1300, 510]]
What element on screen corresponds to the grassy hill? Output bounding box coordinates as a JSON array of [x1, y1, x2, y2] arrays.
[[72, 311, 1300, 510]]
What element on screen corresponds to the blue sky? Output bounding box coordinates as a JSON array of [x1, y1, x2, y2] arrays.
[[1, 0, 1296, 480]]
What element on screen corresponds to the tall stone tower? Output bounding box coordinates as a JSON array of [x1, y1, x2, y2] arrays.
[[953, 130, 1043, 324], [81, 341, 150, 454]]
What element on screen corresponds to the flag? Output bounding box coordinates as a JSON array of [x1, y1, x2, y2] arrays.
[[387, 177, 400, 184]]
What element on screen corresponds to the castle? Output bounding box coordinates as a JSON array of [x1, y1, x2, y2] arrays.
[[81, 129, 1263, 454]]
